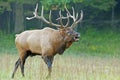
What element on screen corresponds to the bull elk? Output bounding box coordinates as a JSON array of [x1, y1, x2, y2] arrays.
[[11, 3, 83, 78]]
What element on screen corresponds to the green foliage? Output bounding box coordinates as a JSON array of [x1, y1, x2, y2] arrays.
[[83, 0, 116, 11], [0, 6, 4, 14], [39, 0, 83, 10], [38, 0, 116, 11], [0, 1, 11, 14], [0, 0, 117, 11]]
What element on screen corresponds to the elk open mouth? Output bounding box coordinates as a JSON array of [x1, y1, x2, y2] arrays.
[[74, 36, 80, 42]]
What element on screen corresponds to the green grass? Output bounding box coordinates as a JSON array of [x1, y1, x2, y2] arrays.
[[0, 32, 17, 54]]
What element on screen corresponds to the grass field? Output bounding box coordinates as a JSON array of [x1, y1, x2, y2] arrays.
[[0, 54, 120, 80], [0, 29, 120, 80]]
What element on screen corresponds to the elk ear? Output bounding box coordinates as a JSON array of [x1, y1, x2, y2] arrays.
[[57, 27, 61, 30], [57, 27, 65, 30]]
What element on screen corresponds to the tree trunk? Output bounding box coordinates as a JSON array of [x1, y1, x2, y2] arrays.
[[14, 3, 24, 33], [7, 11, 10, 33], [111, 6, 115, 30]]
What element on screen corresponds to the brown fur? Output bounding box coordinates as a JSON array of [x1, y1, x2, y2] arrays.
[[15, 27, 72, 57]]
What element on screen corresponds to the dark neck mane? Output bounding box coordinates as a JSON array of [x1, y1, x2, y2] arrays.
[[57, 43, 67, 55], [56, 29, 73, 55]]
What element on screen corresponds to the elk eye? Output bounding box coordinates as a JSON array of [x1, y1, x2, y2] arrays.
[[66, 31, 71, 35]]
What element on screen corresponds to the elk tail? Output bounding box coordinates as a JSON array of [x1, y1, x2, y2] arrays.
[[15, 34, 19, 37]]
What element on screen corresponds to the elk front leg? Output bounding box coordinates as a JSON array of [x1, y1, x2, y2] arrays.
[[42, 56, 54, 78]]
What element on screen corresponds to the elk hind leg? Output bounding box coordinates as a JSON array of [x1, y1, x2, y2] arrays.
[[20, 52, 29, 77], [11, 58, 21, 78]]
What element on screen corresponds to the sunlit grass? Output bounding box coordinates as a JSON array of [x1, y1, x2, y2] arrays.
[[0, 54, 120, 80]]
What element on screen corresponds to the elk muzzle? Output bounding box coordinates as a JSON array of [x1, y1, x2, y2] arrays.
[[73, 32, 80, 42]]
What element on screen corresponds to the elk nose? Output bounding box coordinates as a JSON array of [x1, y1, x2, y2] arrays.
[[77, 33, 80, 37]]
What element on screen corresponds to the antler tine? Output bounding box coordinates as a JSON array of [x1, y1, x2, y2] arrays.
[[38, 6, 51, 24], [59, 10, 64, 27], [76, 10, 83, 24], [26, 3, 38, 20], [56, 10, 70, 27], [34, 3, 38, 16], [64, 5, 83, 29], [64, 13, 70, 27], [65, 6, 77, 22], [56, 5, 69, 21], [75, 12, 78, 20], [58, 10, 70, 28], [71, 10, 83, 28], [49, 10, 52, 24], [72, 7, 76, 21], [41, 6, 43, 17], [65, 5, 72, 17], [56, 15, 68, 20]]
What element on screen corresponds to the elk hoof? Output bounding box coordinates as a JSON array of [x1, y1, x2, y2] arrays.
[[46, 74, 51, 79]]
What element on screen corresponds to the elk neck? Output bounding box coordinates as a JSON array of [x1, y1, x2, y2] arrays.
[[59, 28, 74, 46], [56, 29, 73, 55]]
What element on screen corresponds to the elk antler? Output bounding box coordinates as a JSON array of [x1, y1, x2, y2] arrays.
[[26, 3, 69, 28], [64, 5, 83, 28], [26, 3, 83, 28], [56, 11, 70, 27]]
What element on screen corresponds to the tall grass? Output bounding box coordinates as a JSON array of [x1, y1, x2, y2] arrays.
[[0, 54, 120, 80]]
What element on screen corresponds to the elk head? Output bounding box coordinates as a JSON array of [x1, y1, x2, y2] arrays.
[[26, 3, 83, 43]]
